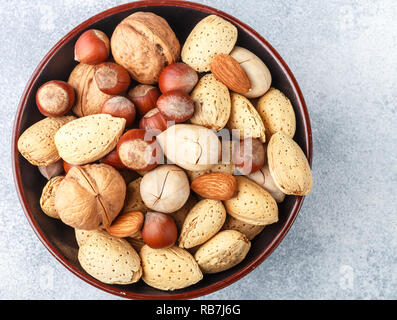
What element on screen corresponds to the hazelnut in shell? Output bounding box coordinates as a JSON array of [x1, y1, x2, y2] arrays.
[[36, 80, 75, 117], [101, 96, 136, 127], [128, 85, 161, 116], [142, 212, 178, 249], [158, 62, 198, 94], [94, 62, 131, 95], [74, 29, 110, 65]]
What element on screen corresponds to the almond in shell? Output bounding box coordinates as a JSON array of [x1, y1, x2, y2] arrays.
[[227, 93, 266, 143], [210, 54, 251, 94], [75, 229, 102, 247], [190, 73, 231, 130], [17, 116, 75, 166], [191, 172, 237, 200], [181, 15, 237, 72], [223, 176, 278, 226], [179, 199, 226, 249], [40, 176, 64, 219], [267, 132, 313, 195], [230, 46, 272, 99], [78, 231, 142, 285], [257, 88, 296, 140], [222, 214, 265, 240], [54, 114, 126, 165], [194, 230, 251, 274], [140, 245, 203, 291], [123, 177, 148, 214]]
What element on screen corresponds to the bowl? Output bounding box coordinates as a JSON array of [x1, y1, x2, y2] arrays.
[[12, 0, 312, 300]]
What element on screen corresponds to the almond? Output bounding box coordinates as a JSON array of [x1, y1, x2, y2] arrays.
[[78, 231, 142, 285], [140, 245, 203, 291], [179, 199, 226, 249], [106, 211, 144, 238], [17, 116, 75, 166], [194, 230, 251, 274], [191, 172, 237, 200], [210, 54, 251, 94], [123, 177, 148, 214]]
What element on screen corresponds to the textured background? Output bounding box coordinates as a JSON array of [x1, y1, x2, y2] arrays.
[[1, 0, 396, 300]]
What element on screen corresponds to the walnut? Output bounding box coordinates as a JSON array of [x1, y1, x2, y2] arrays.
[[111, 12, 181, 84], [68, 63, 114, 117], [54, 164, 126, 230]]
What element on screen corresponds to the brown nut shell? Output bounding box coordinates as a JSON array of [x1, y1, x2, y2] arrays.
[[54, 164, 126, 230], [111, 12, 180, 84], [68, 63, 114, 117], [17, 116, 76, 166], [40, 176, 64, 219]]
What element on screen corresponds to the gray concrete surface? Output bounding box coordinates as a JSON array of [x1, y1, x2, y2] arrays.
[[0, 0, 396, 300]]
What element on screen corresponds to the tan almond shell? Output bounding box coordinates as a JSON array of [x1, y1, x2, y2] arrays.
[[223, 176, 278, 226], [181, 15, 237, 72], [247, 163, 286, 203], [140, 245, 203, 291], [55, 164, 126, 230], [230, 46, 272, 99], [40, 176, 64, 219], [54, 114, 126, 165], [68, 63, 114, 117], [75, 229, 103, 247], [17, 116, 76, 166], [179, 199, 226, 249], [222, 214, 265, 240], [156, 124, 222, 172], [257, 88, 296, 140], [78, 231, 142, 285], [190, 74, 231, 130], [123, 177, 148, 214], [111, 12, 180, 84], [169, 194, 198, 232], [227, 93, 267, 143], [267, 132, 313, 195], [194, 230, 251, 274]]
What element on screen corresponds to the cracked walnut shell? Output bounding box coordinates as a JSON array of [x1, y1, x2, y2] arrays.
[[54, 163, 126, 230], [111, 12, 180, 84]]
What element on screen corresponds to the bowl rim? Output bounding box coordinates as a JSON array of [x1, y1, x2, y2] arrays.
[[11, 0, 312, 300]]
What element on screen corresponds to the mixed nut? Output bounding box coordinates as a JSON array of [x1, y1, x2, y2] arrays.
[[17, 12, 313, 291]]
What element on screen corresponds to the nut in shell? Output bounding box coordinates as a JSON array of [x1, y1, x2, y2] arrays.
[[54, 164, 126, 230], [111, 12, 180, 84], [78, 231, 142, 285], [140, 165, 190, 214], [40, 176, 64, 219]]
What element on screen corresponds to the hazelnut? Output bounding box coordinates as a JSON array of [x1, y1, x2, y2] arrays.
[[127, 85, 160, 116], [156, 90, 194, 123], [36, 80, 75, 117], [94, 62, 131, 95], [158, 62, 198, 94], [100, 148, 128, 170], [101, 96, 136, 127], [142, 212, 178, 249], [233, 138, 265, 175], [117, 129, 161, 172], [140, 165, 190, 214], [139, 108, 168, 134], [74, 29, 110, 65]]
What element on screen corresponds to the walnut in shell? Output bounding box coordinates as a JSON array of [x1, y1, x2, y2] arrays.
[[40, 176, 64, 219], [111, 12, 180, 84], [54, 164, 126, 230]]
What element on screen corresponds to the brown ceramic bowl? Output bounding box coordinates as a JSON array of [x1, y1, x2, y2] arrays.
[[12, 1, 312, 300]]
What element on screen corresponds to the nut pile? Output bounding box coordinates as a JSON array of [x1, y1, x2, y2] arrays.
[[17, 12, 313, 291]]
